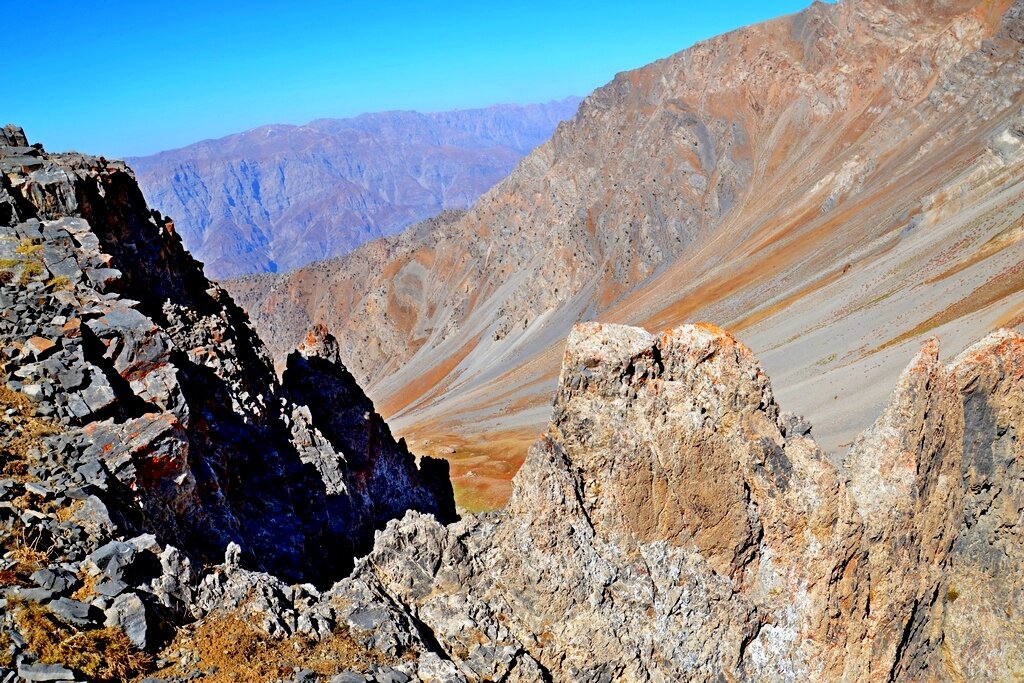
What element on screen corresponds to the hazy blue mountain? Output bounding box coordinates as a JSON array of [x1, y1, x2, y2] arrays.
[[128, 97, 581, 278]]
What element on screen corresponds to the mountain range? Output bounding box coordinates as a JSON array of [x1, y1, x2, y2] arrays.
[[127, 98, 581, 278], [3, 119, 1024, 680], [228, 0, 1024, 510]]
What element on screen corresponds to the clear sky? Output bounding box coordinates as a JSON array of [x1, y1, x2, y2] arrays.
[[9, 1, 816, 157]]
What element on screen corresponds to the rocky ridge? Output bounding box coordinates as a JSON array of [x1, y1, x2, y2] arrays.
[[0, 122, 1022, 679], [0, 126, 454, 681], [175, 320, 1024, 682]]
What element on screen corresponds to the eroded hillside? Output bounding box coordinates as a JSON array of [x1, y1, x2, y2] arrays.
[[229, 0, 1024, 508]]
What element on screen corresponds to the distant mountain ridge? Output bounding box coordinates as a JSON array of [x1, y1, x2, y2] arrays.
[[127, 97, 580, 278]]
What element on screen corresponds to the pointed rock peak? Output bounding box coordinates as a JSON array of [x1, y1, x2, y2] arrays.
[[556, 321, 772, 415], [895, 335, 942, 385], [1, 124, 28, 147], [537, 321, 834, 579], [297, 323, 341, 364]]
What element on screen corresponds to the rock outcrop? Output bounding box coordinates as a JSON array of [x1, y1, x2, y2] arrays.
[[845, 330, 1024, 681], [3, 135, 1024, 682], [280, 322, 1022, 682], [0, 126, 456, 679]]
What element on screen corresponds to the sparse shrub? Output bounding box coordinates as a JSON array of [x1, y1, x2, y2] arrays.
[[946, 586, 960, 603]]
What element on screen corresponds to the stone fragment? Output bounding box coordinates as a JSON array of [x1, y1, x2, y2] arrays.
[[16, 662, 76, 681], [48, 597, 95, 627], [31, 567, 77, 593], [25, 336, 57, 360], [104, 592, 148, 649]]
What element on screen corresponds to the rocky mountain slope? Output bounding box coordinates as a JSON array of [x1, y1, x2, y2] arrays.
[[0, 124, 456, 679], [228, 0, 1024, 509], [128, 99, 580, 278], [3, 122, 1024, 681]]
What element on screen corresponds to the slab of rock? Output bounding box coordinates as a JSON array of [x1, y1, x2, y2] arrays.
[[24, 336, 57, 360], [17, 662, 76, 681], [104, 592, 148, 649]]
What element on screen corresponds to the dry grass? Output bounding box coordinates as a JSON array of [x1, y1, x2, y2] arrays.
[[0, 371, 62, 582], [0, 629, 11, 668], [8, 545, 48, 572], [12, 599, 151, 682], [154, 614, 391, 683], [0, 568, 27, 588], [54, 499, 83, 523], [70, 569, 100, 603], [17, 259, 43, 285], [0, 383, 57, 481]]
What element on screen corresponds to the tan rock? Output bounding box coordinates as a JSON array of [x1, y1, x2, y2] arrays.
[[25, 335, 57, 359], [334, 324, 1024, 682]]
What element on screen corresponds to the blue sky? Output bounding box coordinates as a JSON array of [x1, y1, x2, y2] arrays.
[[10, 1, 815, 157]]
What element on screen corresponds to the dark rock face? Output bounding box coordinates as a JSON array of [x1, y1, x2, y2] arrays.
[[127, 99, 582, 278], [0, 126, 455, 587], [283, 326, 455, 538]]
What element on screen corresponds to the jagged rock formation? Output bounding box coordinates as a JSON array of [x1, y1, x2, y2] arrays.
[[182, 321, 1024, 682], [128, 99, 581, 278], [0, 125, 455, 679], [229, 0, 1024, 508], [845, 329, 1024, 680], [2, 131, 1023, 680]]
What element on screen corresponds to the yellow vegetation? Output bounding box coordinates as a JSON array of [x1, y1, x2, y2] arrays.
[[14, 238, 42, 256], [17, 259, 43, 285], [153, 614, 391, 683], [0, 629, 11, 668], [12, 599, 150, 682], [46, 275, 71, 290], [70, 570, 99, 603]]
